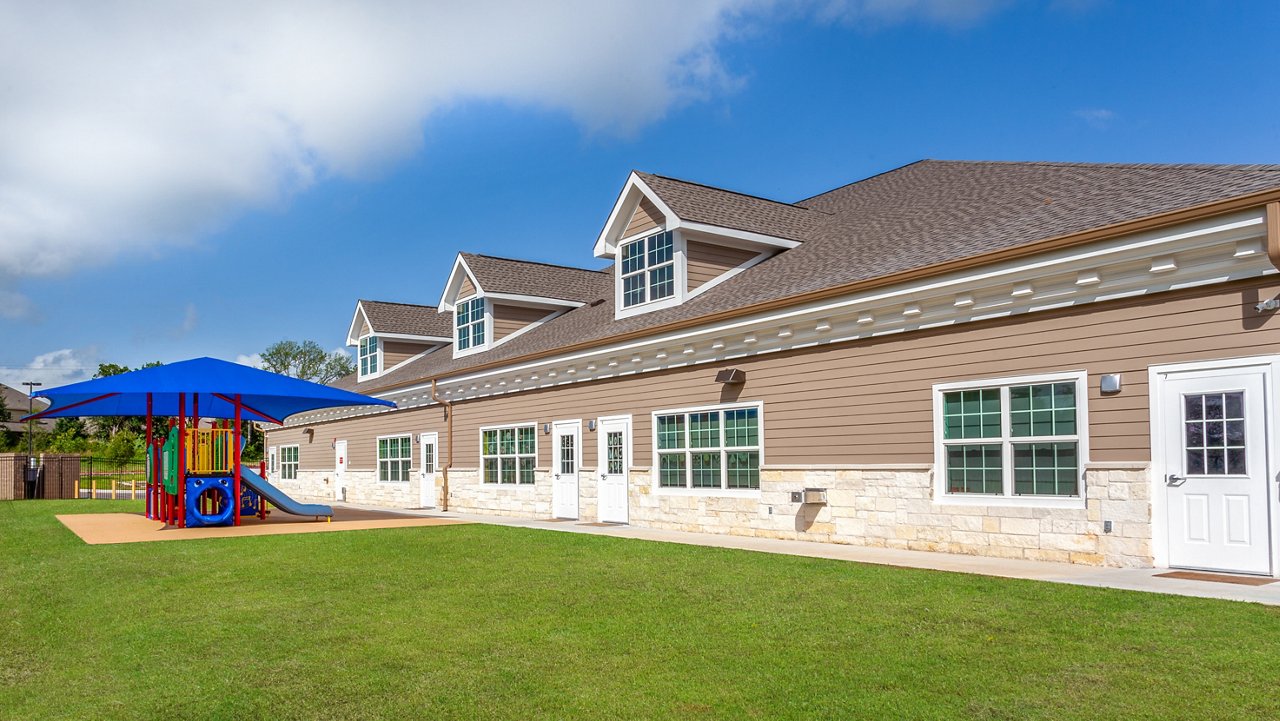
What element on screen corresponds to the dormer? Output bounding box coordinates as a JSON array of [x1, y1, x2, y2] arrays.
[[346, 300, 453, 382], [439, 253, 604, 359], [594, 171, 820, 320]]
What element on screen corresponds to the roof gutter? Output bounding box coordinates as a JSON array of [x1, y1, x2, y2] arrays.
[[374, 186, 1280, 395]]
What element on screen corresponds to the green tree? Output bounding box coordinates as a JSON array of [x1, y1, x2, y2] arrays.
[[48, 418, 90, 454], [0, 393, 9, 423], [103, 430, 142, 468], [260, 340, 354, 384]]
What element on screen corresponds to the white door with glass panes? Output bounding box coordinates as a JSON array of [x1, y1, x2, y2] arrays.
[[333, 440, 348, 502], [552, 420, 580, 519], [418, 433, 438, 508], [598, 417, 630, 524], [1159, 367, 1271, 575]]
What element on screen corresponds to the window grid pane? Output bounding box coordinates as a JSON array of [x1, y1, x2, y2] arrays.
[[1185, 392, 1246, 475], [1010, 383, 1076, 437], [690, 452, 721, 488], [659, 453, 686, 488], [482, 425, 537, 484], [946, 444, 1002, 494], [723, 408, 758, 447], [726, 451, 759, 489], [688, 412, 720, 449], [657, 415, 685, 450], [1013, 442, 1079, 496], [377, 436, 411, 482], [607, 432, 624, 475], [943, 389, 1001, 440]]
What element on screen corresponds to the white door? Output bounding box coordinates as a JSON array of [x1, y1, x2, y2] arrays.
[[1160, 367, 1272, 574], [551, 420, 580, 520], [597, 416, 630, 524], [419, 432, 438, 508], [333, 440, 347, 502], [268, 446, 278, 477]]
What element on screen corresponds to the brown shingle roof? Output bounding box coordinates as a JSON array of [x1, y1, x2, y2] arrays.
[[460, 253, 608, 304], [360, 300, 453, 338], [0, 383, 51, 432], [636, 172, 825, 242], [346, 160, 1280, 394]]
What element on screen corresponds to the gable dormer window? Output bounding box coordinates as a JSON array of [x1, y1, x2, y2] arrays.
[[359, 336, 380, 377], [620, 230, 675, 308], [456, 296, 487, 351]]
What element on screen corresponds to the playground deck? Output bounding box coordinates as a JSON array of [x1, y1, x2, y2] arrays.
[[57, 508, 468, 545]]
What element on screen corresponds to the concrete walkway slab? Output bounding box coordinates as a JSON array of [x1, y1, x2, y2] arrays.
[[344, 504, 1280, 606]]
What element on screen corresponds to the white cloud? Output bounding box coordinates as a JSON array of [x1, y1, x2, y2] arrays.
[[0, 348, 98, 392], [1074, 107, 1116, 129], [0, 0, 1019, 309], [235, 353, 264, 369]]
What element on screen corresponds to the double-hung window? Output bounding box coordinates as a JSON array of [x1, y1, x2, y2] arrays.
[[481, 425, 536, 484], [456, 297, 486, 351], [935, 372, 1087, 502], [279, 445, 299, 481], [655, 403, 762, 491], [359, 336, 380, 377], [378, 435, 412, 482], [620, 230, 675, 308]]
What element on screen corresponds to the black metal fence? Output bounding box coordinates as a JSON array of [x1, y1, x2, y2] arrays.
[[0, 453, 149, 500]]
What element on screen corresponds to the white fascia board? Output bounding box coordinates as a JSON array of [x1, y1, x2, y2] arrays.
[[485, 292, 585, 309], [371, 209, 1267, 404], [375, 333, 453, 343], [438, 255, 483, 312], [675, 221, 803, 250], [593, 172, 679, 258], [346, 302, 371, 346]]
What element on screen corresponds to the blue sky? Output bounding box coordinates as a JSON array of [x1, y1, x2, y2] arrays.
[[1, 0, 1277, 388]]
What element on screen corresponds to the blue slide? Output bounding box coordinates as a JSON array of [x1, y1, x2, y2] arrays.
[[239, 464, 334, 518]]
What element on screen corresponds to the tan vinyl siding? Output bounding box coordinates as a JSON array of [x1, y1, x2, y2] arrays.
[[458, 275, 476, 299], [492, 303, 552, 341], [382, 340, 434, 368], [271, 278, 1280, 473], [268, 407, 449, 471], [359, 318, 371, 336], [685, 241, 761, 291], [625, 198, 663, 238]]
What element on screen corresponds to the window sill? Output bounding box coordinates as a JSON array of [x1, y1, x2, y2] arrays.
[[933, 493, 1085, 510], [480, 483, 538, 489], [653, 487, 762, 498]]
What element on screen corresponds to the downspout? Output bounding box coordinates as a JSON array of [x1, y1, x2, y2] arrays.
[[430, 379, 453, 511], [1266, 202, 1280, 271]]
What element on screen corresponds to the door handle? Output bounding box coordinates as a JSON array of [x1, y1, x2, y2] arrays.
[[600, 473, 606, 481], [554, 473, 560, 480], [1166, 473, 1186, 486]]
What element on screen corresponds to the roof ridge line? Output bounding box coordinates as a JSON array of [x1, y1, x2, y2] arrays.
[[360, 299, 442, 311], [928, 159, 1280, 172], [638, 171, 818, 212], [793, 159, 930, 205], [462, 252, 608, 274]]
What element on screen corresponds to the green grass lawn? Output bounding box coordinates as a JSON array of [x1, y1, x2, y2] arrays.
[[3, 501, 1279, 720]]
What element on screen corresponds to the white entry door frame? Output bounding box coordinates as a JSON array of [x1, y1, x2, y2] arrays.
[[552, 419, 581, 520], [333, 440, 348, 502], [1149, 355, 1279, 576], [419, 432, 439, 508], [597, 415, 631, 524]]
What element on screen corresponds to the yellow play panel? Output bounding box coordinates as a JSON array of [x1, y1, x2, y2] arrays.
[[57, 510, 469, 545]]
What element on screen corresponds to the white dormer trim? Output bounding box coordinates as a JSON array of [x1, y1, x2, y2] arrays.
[[677, 222, 802, 250], [485, 292, 584, 310], [453, 294, 492, 359], [614, 229, 688, 320], [357, 333, 382, 381], [346, 302, 374, 346], [439, 255, 484, 312], [594, 172, 678, 258]]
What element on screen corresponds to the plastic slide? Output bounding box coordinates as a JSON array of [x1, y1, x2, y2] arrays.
[[239, 464, 334, 518]]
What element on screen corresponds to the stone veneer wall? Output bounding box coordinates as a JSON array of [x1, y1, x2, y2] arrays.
[[275, 469, 425, 508]]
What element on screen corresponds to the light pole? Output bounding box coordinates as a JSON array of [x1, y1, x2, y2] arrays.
[[22, 381, 41, 499]]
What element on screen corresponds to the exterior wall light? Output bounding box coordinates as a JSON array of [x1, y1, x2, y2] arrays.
[[587, 420, 597, 431], [715, 368, 746, 385]]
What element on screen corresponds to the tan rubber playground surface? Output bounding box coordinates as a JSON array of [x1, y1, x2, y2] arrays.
[[57, 508, 469, 545]]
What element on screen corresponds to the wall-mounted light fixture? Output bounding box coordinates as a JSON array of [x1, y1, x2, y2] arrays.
[[715, 368, 746, 385], [330, 438, 336, 450], [304, 428, 315, 442], [542, 423, 551, 435], [1256, 298, 1280, 313], [587, 420, 597, 432], [1100, 374, 1122, 394]]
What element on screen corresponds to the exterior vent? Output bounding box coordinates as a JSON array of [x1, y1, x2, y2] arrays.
[[802, 488, 828, 505]]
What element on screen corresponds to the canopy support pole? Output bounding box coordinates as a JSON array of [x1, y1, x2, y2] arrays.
[[233, 394, 242, 527], [177, 392, 186, 528], [145, 394, 153, 519]]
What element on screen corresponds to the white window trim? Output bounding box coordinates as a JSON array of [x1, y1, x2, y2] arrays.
[[278, 445, 298, 480], [479, 421, 539, 486], [358, 334, 382, 380], [376, 433, 413, 483], [453, 295, 491, 358], [615, 230, 688, 320], [650, 400, 764, 496], [932, 370, 1090, 509]]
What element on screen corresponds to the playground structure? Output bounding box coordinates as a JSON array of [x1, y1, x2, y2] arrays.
[[21, 357, 392, 529]]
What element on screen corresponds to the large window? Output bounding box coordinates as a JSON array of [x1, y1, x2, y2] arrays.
[[936, 373, 1086, 500], [655, 404, 761, 491], [481, 425, 536, 484], [620, 230, 675, 308], [456, 297, 486, 351], [280, 445, 299, 481], [378, 435, 412, 482], [359, 336, 380, 376]]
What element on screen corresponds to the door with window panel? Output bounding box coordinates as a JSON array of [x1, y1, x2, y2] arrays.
[[1161, 368, 1271, 574], [598, 417, 630, 523], [552, 420, 580, 520]]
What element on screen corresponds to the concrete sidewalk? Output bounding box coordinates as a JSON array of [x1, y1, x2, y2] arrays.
[[340, 504, 1280, 606]]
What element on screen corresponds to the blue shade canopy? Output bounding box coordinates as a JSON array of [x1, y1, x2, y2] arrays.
[[23, 357, 393, 424]]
